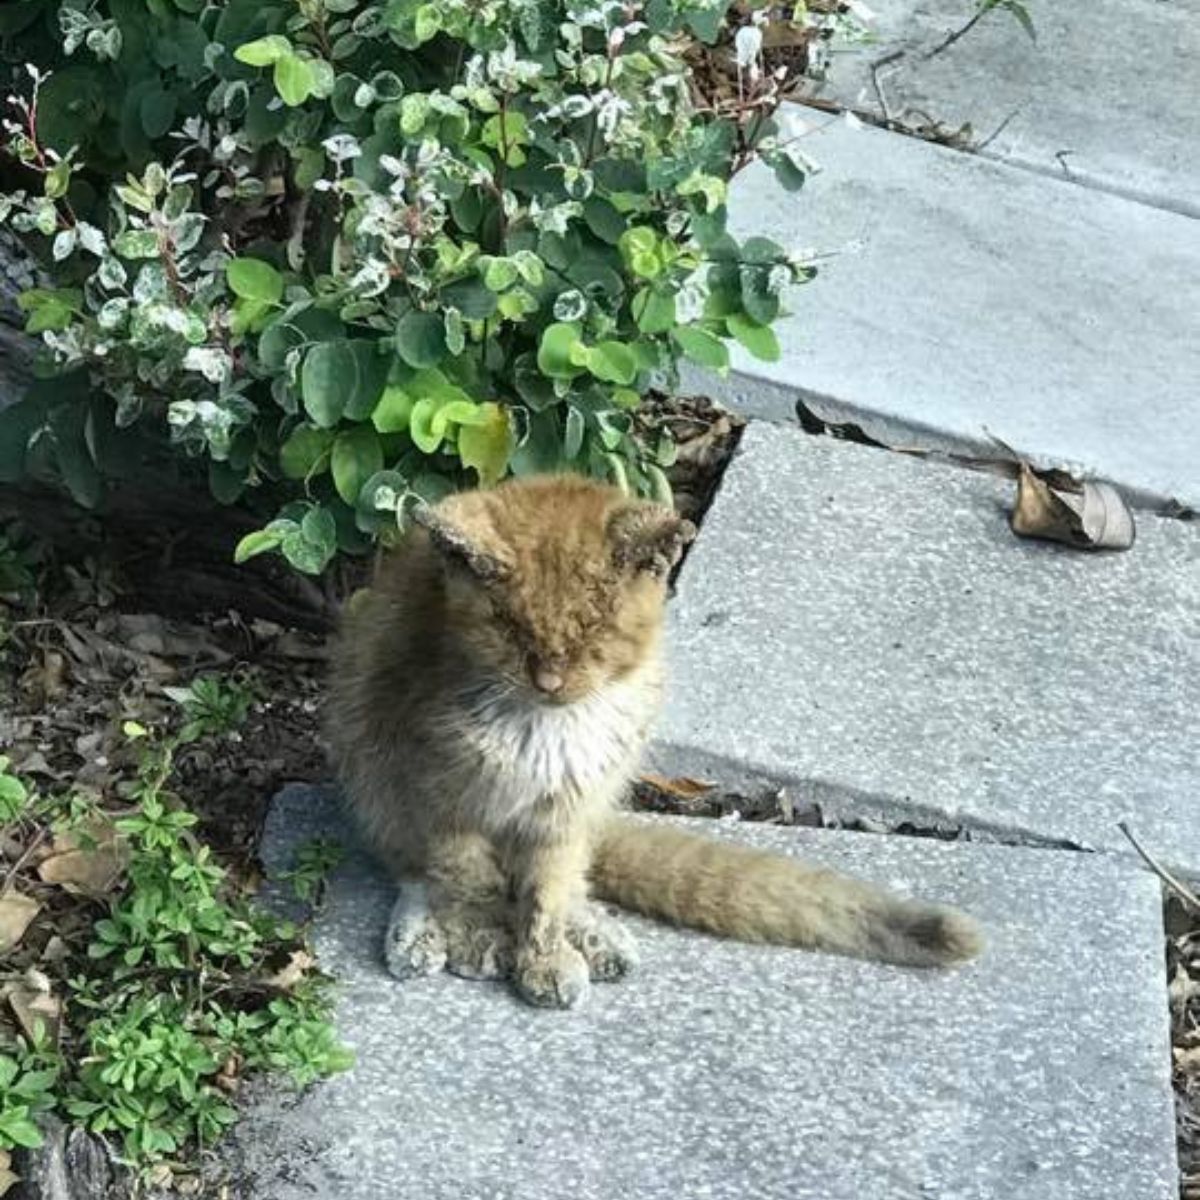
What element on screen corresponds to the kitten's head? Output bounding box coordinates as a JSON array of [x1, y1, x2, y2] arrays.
[[414, 475, 694, 704]]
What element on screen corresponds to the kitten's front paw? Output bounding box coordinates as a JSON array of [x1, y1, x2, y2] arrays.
[[568, 907, 639, 982], [384, 882, 447, 980], [514, 943, 590, 1009], [442, 915, 514, 981]]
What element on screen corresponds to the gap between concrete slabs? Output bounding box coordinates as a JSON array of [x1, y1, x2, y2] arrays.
[[695, 118, 1200, 510], [652, 421, 1200, 874], [226, 784, 1177, 1200]]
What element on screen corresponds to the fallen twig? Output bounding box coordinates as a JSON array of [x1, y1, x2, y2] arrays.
[[925, 8, 987, 58], [1119, 821, 1200, 913], [869, 49, 905, 123]]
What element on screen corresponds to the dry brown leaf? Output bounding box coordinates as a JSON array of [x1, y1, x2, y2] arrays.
[[7, 982, 61, 1044], [0, 1148, 18, 1199], [18, 649, 66, 705], [37, 819, 128, 897], [266, 949, 317, 991], [638, 774, 716, 800], [1010, 462, 1135, 551], [41, 936, 69, 965], [1176, 1046, 1200, 1074], [0, 891, 41, 955], [1170, 963, 1199, 1009]]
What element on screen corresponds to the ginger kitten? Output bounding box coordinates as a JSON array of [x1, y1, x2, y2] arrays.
[[326, 474, 983, 1009]]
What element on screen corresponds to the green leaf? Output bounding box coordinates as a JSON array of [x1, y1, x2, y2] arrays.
[[563, 406, 585, 459], [139, 85, 177, 139], [396, 311, 447, 368], [441, 277, 497, 319], [0, 775, 27, 806], [279, 425, 334, 480], [633, 287, 677, 334], [726, 313, 781, 362], [344, 341, 390, 419], [302, 341, 356, 427], [414, 3, 441, 42], [233, 530, 281, 567], [44, 160, 71, 200], [331, 427, 384, 505], [226, 258, 283, 304], [283, 507, 337, 573], [584, 341, 638, 385], [372, 385, 415, 433], [482, 258, 519, 292], [50, 402, 101, 508], [275, 54, 316, 106], [741, 236, 786, 265], [645, 462, 673, 506], [18, 288, 80, 334], [457, 402, 511, 484], [0, 1112, 43, 1149], [235, 35, 293, 66], [582, 198, 626, 245], [673, 326, 729, 371], [112, 230, 160, 259], [537, 322, 584, 378], [209, 459, 246, 504], [409, 398, 444, 454]]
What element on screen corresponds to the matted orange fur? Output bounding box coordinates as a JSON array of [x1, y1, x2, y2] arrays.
[[326, 474, 982, 1008]]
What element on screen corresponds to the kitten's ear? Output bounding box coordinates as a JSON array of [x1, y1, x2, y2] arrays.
[[608, 504, 696, 579], [411, 504, 508, 582]]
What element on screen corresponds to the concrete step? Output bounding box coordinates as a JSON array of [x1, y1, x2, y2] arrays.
[[820, 0, 1200, 217], [653, 421, 1200, 869], [224, 784, 1175, 1200], [698, 118, 1200, 508]]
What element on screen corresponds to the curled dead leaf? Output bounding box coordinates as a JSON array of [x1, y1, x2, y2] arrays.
[[1175, 1046, 1200, 1075], [1011, 463, 1135, 550], [638, 775, 716, 800], [0, 891, 41, 955]]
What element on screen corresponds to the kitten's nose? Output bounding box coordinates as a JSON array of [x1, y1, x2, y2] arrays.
[[529, 658, 565, 695]]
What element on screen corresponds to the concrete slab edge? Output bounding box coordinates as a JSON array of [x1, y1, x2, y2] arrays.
[[682, 364, 1193, 514]]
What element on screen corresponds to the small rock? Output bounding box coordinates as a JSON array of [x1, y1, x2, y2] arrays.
[[12, 1117, 119, 1200]]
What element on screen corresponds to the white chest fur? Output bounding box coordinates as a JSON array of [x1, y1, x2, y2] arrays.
[[453, 674, 656, 829]]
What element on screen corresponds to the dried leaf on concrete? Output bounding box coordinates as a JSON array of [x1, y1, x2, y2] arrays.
[[1010, 463, 1135, 550], [0, 891, 40, 955]]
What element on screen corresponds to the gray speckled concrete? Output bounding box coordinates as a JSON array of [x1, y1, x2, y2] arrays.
[[821, 0, 1200, 217], [654, 422, 1200, 868], [224, 784, 1176, 1200], [705, 119, 1200, 507]]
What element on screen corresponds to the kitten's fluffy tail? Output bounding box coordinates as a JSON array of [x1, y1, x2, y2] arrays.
[[590, 818, 983, 968]]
